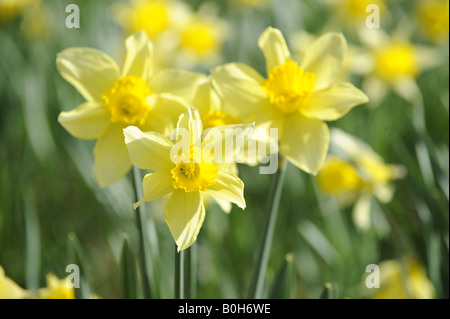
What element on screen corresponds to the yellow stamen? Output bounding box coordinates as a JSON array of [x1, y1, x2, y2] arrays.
[[102, 76, 151, 126], [202, 110, 240, 130], [261, 60, 316, 114], [171, 152, 219, 193]]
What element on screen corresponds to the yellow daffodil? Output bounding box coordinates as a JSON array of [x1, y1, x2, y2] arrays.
[[368, 257, 435, 299], [0, 266, 30, 299], [212, 27, 368, 175], [353, 27, 443, 105], [113, 0, 181, 39], [37, 273, 74, 299], [190, 77, 277, 212], [124, 107, 254, 250], [113, 1, 227, 70], [0, 0, 39, 22], [57, 31, 206, 187], [316, 128, 406, 229], [322, 0, 387, 31], [417, 0, 449, 44], [174, 3, 228, 70]]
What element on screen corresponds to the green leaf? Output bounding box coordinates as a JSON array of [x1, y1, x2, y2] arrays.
[[67, 233, 92, 299], [269, 253, 295, 299], [120, 234, 138, 299], [320, 282, 339, 299]]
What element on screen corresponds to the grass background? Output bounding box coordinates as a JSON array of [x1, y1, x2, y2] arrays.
[[0, 0, 448, 298]]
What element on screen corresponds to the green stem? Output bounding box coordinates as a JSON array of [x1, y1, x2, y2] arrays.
[[131, 166, 152, 299], [175, 247, 184, 299], [248, 156, 288, 299], [186, 243, 197, 299]]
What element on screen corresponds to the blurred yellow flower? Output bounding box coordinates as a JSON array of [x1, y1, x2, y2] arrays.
[[0, 0, 39, 22], [0, 266, 30, 299], [114, 1, 227, 70], [212, 27, 368, 174], [323, 0, 386, 30], [57, 31, 206, 187], [20, 2, 51, 40], [124, 107, 253, 250], [37, 273, 74, 299], [113, 0, 175, 39], [316, 128, 406, 229], [370, 258, 435, 299], [354, 28, 442, 105], [417, 0, 449, 44]]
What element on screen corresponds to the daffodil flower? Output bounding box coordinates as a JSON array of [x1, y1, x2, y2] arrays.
[[124, 107, 254, 250], [37, 273, 74, 299], [0, 266, 30, 299], [316, 128, 406, 229], [416, 0, 449, 45], [367, 257, 435, 299], [353, 27, 443, 105], [57, 31, 206, 187], [322, 0, 387, 30], [212, 27, 368, 174]]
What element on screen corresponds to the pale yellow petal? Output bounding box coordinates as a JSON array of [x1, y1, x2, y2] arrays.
[[123, 125, 173, 171], [280, 114, 329, 175], [246, 103, 286, 139], [192, 78, 220, 116], [58, 102, 111, 139], [202, 123, 255, 164], [258, 27, 291, 74], [301, 82, 369, 121], [122, 31, 154, 84], [165, 189, 205, 251], [93, 125, 132, 187], [211, 62, 267, 120], [149, 69, 208, 104], [134, 171, 174, 209], [300, 33, 347, 90], [56, 48, 120, 102], [0, 266, 29, 299], [174, 106, 203, 148], [143, 93, 189, 137], [203, 170, 246, 209]]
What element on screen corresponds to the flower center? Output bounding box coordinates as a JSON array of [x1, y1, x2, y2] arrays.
[[375, 44, 418, 80], [171, 153, 219, 193], [102, 76, 151, 126], [316, 158, 365, 194], [131, 1, 169, 38], [261, 60, 316, 114], [181, 21, 218, 54], [202, 110, 240, 130]]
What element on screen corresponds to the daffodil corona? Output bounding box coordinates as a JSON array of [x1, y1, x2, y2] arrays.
[[212, 27, 369, 174], [124, 107, 254, 251], [57, 31, 206, 187]]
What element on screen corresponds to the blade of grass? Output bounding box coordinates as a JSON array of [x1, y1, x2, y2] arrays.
[[248, 156, 288, 299]]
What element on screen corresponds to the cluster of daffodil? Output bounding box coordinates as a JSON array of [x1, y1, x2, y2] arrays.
[[316, 129, 407, 230], [56, 26, 369, 253], [0, 266, 75, 299], [307, 0, 448, 106], [113, 0, 228, 70]]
